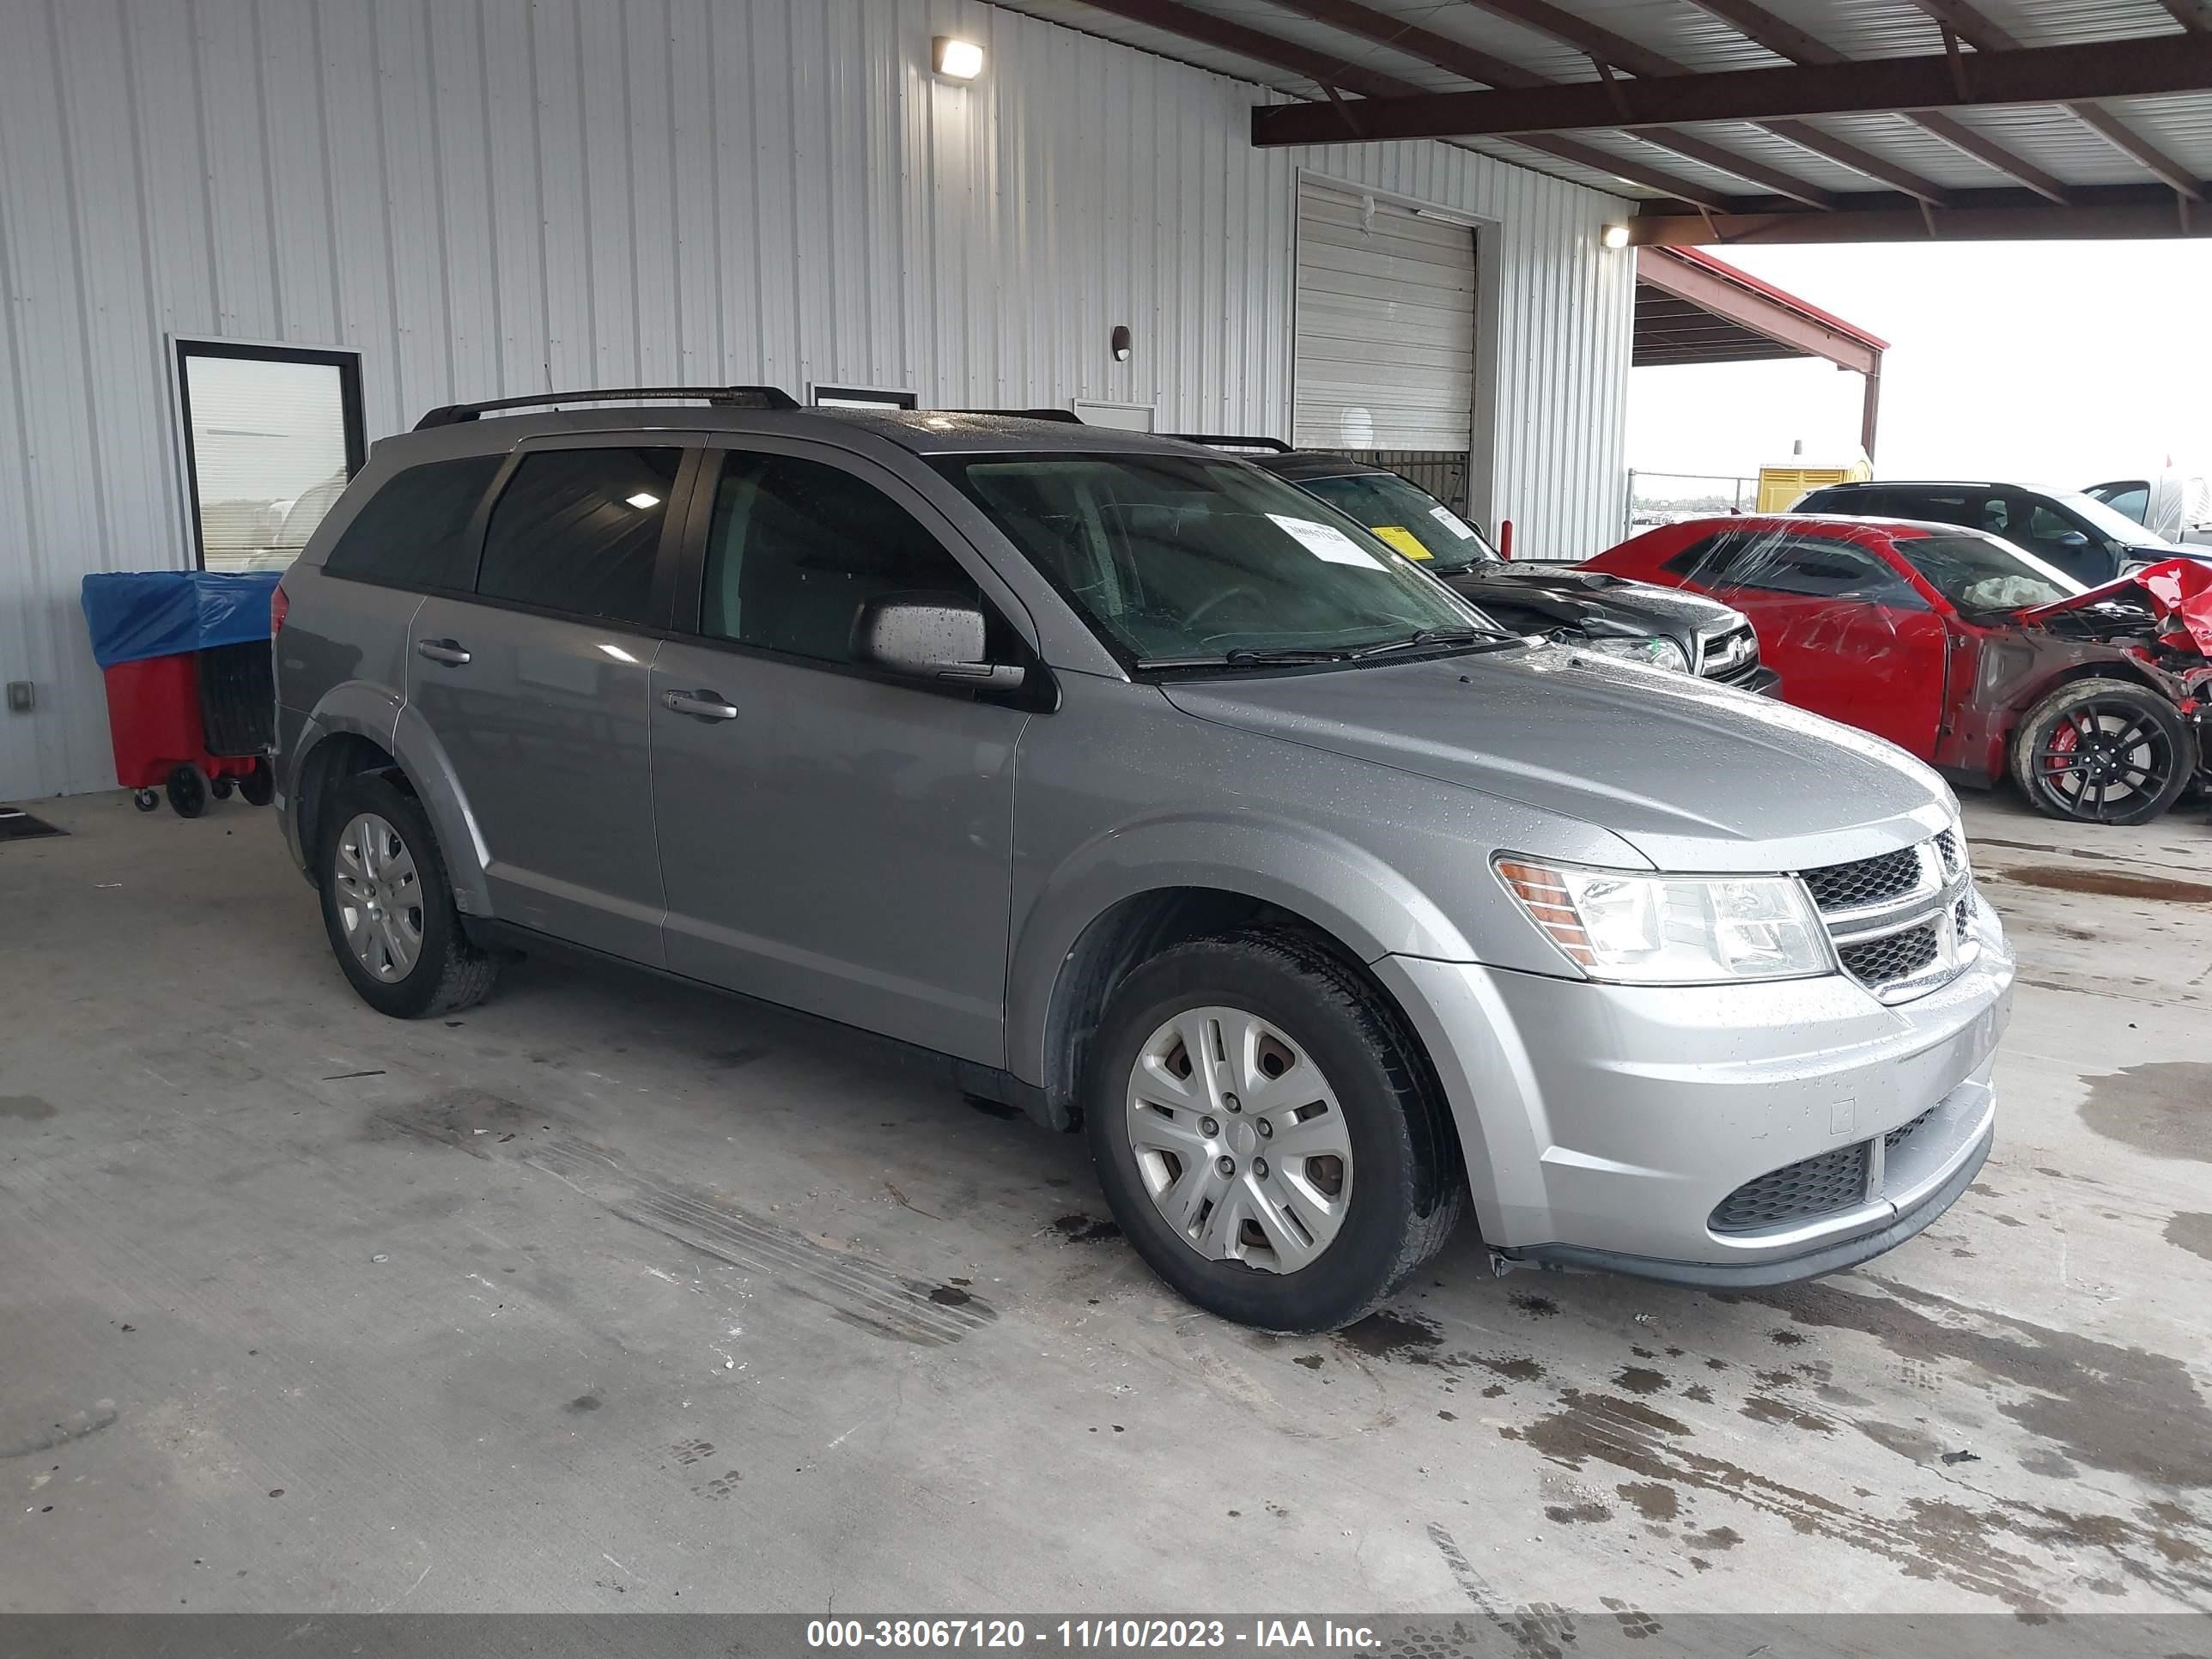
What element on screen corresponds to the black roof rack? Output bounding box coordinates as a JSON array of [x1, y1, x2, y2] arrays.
[[413, 385, 799, 430], [939, 407, 1085, 423], [1167, 433, 1292, 453]]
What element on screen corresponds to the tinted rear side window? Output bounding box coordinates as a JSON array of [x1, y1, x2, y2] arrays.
[[321, 455, 504, 590], [477, 447, 683, 625]]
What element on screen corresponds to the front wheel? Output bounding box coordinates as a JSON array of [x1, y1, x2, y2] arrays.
[[1084, 933, 1462, 1333], [2010, 678, 2193, 827], [317, 772, 498, 1018]]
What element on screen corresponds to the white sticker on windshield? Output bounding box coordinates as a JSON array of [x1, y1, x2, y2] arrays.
[[1429, 505, 1479, 541], [1267, 514, 1382, 569]]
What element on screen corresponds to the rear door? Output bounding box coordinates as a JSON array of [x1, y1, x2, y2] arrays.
[[406, 437, 697, 963], [647, 440, 1030, 1064], [1700, 531, 1950, 757]]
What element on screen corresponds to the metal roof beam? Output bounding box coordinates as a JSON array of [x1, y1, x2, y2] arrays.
[[1249, 33, 2212, 145], [1630, 186, 2212, 244], [1901, 0, 2204, 200], [1635, 248, 1881, 372], [1271, 0, 1838, 205], [1070, 0, 1741, 207], [2159, 0, 2212, 32]]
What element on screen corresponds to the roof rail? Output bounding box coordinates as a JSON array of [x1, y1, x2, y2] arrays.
[[939, 407, 1085, 423], [413, 385, 799, 430], [1167, 433, 1292, 453]]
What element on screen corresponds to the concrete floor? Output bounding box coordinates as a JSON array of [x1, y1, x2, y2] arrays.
[[2, 785, 2208, 1619]]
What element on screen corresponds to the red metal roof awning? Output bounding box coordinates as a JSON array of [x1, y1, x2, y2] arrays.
[[1633, 246, 1889, 455]]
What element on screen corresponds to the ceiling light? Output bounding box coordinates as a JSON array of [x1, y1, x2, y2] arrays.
[[1601, 223, 1631, 250], [933, 36, 983, 80], [625, 492, 661, 509]]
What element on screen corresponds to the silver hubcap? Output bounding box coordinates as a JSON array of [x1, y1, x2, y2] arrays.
[[1123, 1006, 1353, 1273], [333, 812, 423, 982]]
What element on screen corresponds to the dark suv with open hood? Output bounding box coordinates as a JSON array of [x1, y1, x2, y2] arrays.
[[1181, 440, 1778, 694]]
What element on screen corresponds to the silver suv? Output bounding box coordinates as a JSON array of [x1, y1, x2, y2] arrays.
[[273, 390, 2015, 1332]]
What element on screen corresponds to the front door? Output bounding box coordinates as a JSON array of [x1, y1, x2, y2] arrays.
[[648, 442, 1030, 1064], [1711, 532, 1951, 759], [406, 441, 690, 963]]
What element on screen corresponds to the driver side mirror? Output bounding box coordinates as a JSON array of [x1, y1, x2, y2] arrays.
[[2055, 530, 2091, 550], [854, 593, 1026, 691]]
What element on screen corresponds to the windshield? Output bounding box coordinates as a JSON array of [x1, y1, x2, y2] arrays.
[[936, 453, 1498, 666], [1287, 471, 1502, 573], [2047, 489, 2173, 548], [1890, 530, 2084, 613]]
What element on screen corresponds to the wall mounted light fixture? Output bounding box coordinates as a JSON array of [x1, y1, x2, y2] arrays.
[[933, 36, 984, 80], [1601, 223, 1631, 250], [1110, 324, 1133, 362]]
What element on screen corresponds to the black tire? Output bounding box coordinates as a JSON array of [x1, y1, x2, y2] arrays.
[[316, 772, 499, 1019], [166, 763, 210, 818], [131, 788, 161, 812], [2009, 678, 2193, 827], [1083, 932, 1463, 1333], [238, 757, 275, 807], [210, 776, 234, 800]]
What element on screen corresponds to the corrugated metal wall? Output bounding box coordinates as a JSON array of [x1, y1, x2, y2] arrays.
[[0, 0, 1634, 800]]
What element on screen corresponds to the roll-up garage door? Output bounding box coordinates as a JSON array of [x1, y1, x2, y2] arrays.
[[1292, 180, 1476, 458]]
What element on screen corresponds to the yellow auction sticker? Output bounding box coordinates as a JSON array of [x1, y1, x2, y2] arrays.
[[1371, 525, 1433, 560]]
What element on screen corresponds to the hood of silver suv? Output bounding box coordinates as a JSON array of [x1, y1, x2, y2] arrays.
[[1162, 645, 1954, 873]]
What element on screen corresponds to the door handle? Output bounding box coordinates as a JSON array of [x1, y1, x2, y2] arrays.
[[662, 689, 739, 722], [417, 638, 471, 666]]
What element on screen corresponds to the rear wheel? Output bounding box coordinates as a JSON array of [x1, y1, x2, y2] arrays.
[[2010, 678, 2192, 827], [317, 772, 498, 1018], [1084, 933, 1462, 1333]]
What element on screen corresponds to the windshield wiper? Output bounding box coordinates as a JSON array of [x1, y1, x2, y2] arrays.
[[1219, 647, 1352, 665], [1346, 628, 1512, 660]]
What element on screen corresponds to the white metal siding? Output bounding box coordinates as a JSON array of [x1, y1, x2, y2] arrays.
[[0, 0, 1635, 800], [1294, 180, 1477, 453]]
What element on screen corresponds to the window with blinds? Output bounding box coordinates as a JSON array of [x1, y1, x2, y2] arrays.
[[176, 341, 364, 572]]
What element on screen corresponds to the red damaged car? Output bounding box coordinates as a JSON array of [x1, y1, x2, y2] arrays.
[[1587, 515, 2212, 825]]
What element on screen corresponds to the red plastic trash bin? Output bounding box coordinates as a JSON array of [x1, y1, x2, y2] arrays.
[[100, 651, 268, 817]]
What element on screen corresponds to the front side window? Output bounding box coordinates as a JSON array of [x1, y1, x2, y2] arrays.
[[176, 341, 365, 571], [1887, 531, 2081, 614], [935, 453, 1489, 666], [1290, 471, 1501, 573], [477, 447, 682, 625], [701, 453, 986, 665], [322, 455, 504, 591], [1668, 532, 1923, 605]]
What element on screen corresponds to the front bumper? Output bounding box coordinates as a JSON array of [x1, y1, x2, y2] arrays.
[[1374, 898, 2014, 1280]]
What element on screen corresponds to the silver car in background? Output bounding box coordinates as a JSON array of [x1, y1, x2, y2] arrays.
[[272, 392, 2014, 1332]]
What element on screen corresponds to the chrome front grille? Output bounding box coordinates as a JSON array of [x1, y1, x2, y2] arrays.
[[1804, 846, 1922, 911], [1802, 830, 1978, 1005], [1696, 623, 1762, 684]]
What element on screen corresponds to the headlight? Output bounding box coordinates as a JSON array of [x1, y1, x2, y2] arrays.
[[1580, 635, 1690, 674], [1495, 858, 1833, 984]]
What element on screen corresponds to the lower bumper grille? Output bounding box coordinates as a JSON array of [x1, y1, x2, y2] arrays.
[[1711, 1143, 1872, 1235]]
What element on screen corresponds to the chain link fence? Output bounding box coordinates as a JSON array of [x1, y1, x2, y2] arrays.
[[1624, 469, 1759, 541]]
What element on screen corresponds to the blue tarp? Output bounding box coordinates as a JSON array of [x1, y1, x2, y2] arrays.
[[80, 570, 283, 670]]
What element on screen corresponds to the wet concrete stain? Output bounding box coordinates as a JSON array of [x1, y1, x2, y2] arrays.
[[1680, 1384, 1714, 1405], [1690, 1526, 1741, 1552], [1425, 1522, 1579, 1659], [1050, 1213, 1123, 1243], [1612, 1366, 1668, 1396], [1336, 1310, 1444, 1360], [566, 1395, 602, 1413], [1292, 1353, 1325, 1371], [1998, 865, 2212, 903], [1544, 1500, 1612, 1524], [1476, 1354, 1547, 1383], [376, 1091, 997, 1346], [2075, 1061, 2212, 1164], [2164, 1212, 2212, 1262], [1741, 1395, 1832, 1433], [1616, 1480, 1679, 1522], [0, 1095, 57, 1121], [1857, 1419, 1943, 1463], [1509, 1292, 1560, 1318], [1729, 1274, 2212, 1488]]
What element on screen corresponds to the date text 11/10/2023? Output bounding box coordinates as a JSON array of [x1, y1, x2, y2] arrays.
[[805, 1619, 1381, 1650]]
